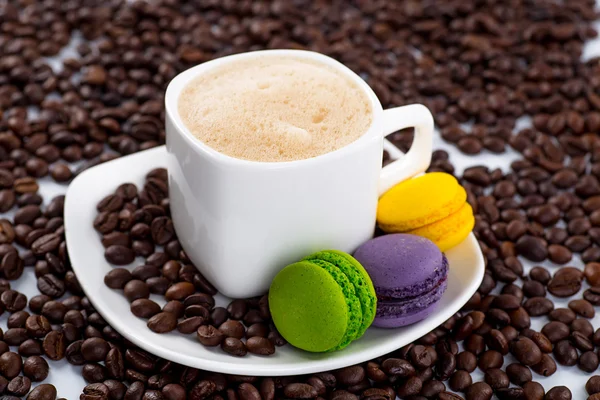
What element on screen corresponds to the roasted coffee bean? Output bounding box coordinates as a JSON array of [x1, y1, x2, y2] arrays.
[[530, 267, 551, 284], [147, 312, 177, 333], [506, 363, 532, 386], [579, 351, 599, 372], [587, 376, 600, 395], [484, 368, 509, 390], [197, 325, 224, 347], [123, 280, 150, 302], [1, 290, 26, 312], [409, 345, 437, 369], [7, 376, 31, 396], [0, 352, 21, 379], [22, 355, 48, 382], [478, 350, 503, 371], [522, 381, 545, 400], [81, 337, 110, 362], [523, 297, 553, 316], [542, 321, 570, 343], [381, 358, 415, 377], [568, 299, 595, 317], [547, 268, 583, 297], [464, 382, 493, 400], [4, 328, 27, 346], [544, 386, 571, 400], [27, 384, 57, 400], [37, 274, 65, 298], [164, 282, 195, 301], [104, 245, 135, 265], [43, 330, 66, 361], [571, 318, 594, 338], [104, 268, 132, 289], [549, 308, 576, 324], [510, 337, 542, 366], [19, 338, 43, 356], [83, 363, 109, 383], [131, 299, 161, 319], [515, 235, 547, 261], [456, 351, 477, 372], [553, 340, 578, 366]]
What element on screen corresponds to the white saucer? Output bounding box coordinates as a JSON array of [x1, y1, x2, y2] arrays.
[[64, 145, 484, 376]]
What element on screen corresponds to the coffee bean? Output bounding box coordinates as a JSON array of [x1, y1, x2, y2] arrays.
[[131, 299, 161, 318], [104, 245, 135, 265], [37, 274, 65, 298], [81, 337, 110, 362], [123, 280, 150, 302], [1, 290, 26, 312], [579, 350, 599, 372], [0, 352, 21, 379], [571, 318, 594, 338], [4, 328, 27, 346], [147, 312, 177, 333], [282, 383, 317, 399], [510, 337, 542, 366], [83, 363, 108, 383], [522, 297, 553, 316], [104, 268, 132, 289], [544, 386, 571, 400], [553, 340, 578, 366], [464, 382, 492, 400], [164, 282, 195, 301], [547, 267, 583, 297], [568, 299, 594, 318], [175, 316, 204, 334], [506, 363, 532, 386], [26, 384, 57, 400], [478, 350, 503, 371], [381, 358, 415, 377], [522, 381, 545, 400], [23, 355, 49, 381], [587, 376, 600, 395], [530, 267, 551, 284], [531, 354, 557, 377], [7, 376, 31, 396], [456, 351, 477, 372], [43, 330, 66, 360]]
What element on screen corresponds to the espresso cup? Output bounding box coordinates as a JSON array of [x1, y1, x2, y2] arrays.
[[165, 49, 434, 298]]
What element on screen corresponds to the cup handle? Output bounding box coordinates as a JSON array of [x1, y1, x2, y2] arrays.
[[378, 104, 434, 196]]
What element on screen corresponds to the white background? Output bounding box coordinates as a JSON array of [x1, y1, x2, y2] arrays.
[[6, 6, 600, 400]]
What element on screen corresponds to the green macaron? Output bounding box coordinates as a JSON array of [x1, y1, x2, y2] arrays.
[[269, 250, 377, 353]]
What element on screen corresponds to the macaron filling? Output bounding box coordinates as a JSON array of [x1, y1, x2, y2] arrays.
[[374, 279, 448, 328], [304, 250, 377, 338], [376, 255, 449, 300], [308, 258, 362, 350]]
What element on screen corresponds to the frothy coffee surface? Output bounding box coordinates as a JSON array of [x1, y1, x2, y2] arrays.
[[177, 55, 372, 162]]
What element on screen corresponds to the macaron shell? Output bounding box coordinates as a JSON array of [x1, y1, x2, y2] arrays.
[[374, 279, 447, 328], [305, 250, 377, 338], [377, 172, 466, 232], [307, 258, 362, 350], [268, 261, 348, 352], [353, 234, 446, 299], [406, 203, 474, 252]]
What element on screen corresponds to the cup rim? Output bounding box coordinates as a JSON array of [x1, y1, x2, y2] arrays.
[[164, 49, 383, 168]]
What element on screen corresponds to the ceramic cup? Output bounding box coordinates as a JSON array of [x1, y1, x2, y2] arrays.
[[165, 49, 434, 298]]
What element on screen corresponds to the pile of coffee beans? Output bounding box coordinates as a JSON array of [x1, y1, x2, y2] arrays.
[[0, 0, 600, 398], [97, 170, 281, 357]]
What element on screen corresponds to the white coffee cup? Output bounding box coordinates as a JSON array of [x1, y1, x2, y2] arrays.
[[165, 50, 434, 298]]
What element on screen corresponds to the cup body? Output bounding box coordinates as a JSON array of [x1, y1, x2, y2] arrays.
[[166, 50, 385, 298]]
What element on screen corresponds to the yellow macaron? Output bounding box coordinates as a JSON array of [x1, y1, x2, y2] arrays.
[[377, 172, 473, 251], [406, 203, 475, 252]]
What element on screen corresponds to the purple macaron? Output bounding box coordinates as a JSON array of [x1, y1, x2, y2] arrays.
[[353, 233, 448, 328]]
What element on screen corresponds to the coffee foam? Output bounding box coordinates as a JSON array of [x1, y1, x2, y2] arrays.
[[177, 55, 373, 162]]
